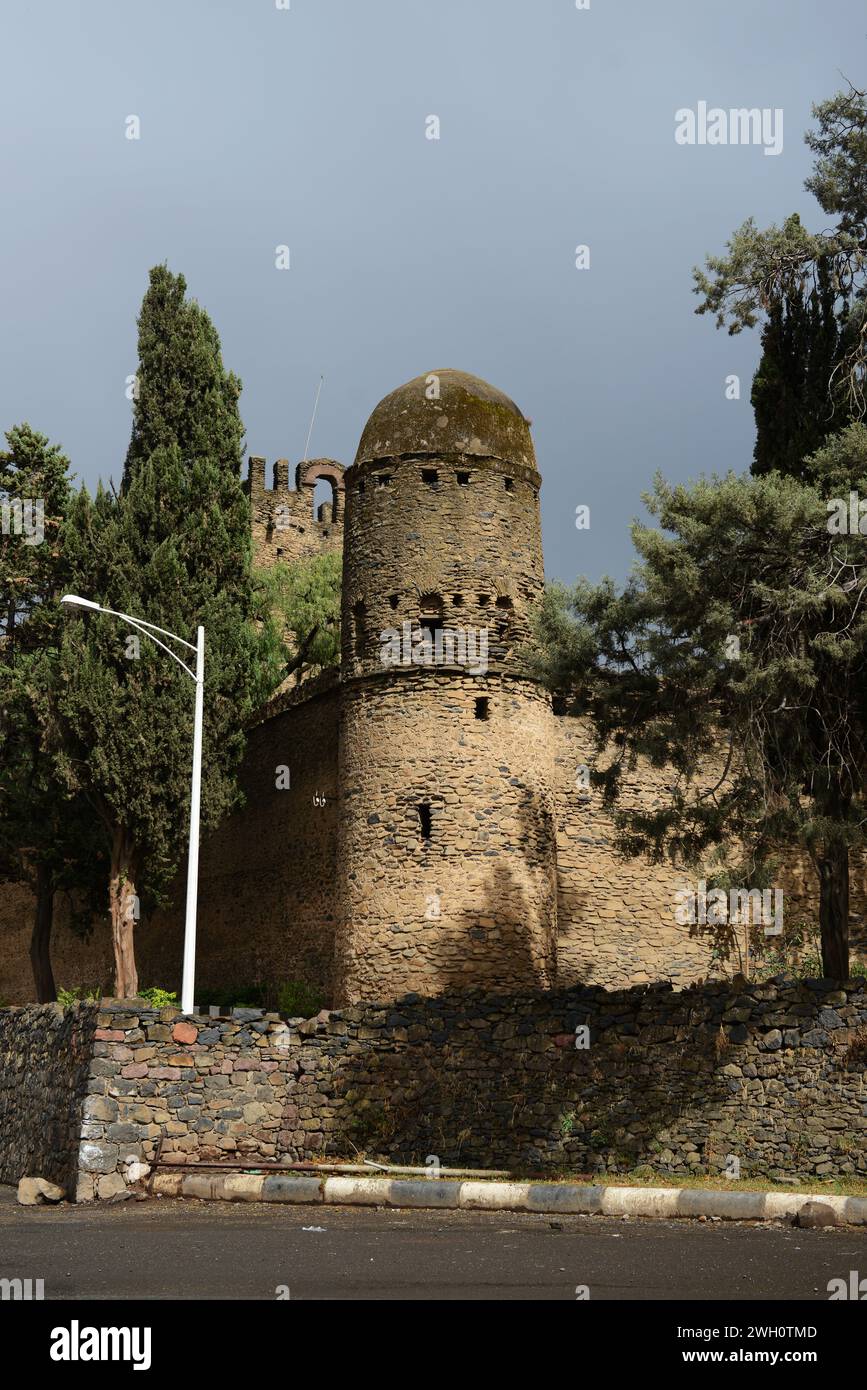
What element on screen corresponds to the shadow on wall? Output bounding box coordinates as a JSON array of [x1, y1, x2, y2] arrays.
[[0, 1004, 98, 1194], [432, 781, 558, 995], [445, 860, 538, 992], [324, 985, 762, 1172]]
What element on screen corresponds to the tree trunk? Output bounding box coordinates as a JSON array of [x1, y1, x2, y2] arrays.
[[109, 825, 139, 998], [818, 839, 849, 981], [29, 861, 56, 1002]]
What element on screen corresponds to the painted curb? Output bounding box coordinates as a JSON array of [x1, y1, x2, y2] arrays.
[[148, 1171, 867, 1223]]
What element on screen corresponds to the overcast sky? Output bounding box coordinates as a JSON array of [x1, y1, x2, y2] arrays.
[[1, 0, 863, 583]]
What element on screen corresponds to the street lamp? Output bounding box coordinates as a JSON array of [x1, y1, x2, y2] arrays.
[[61, 595, 205, 1015]]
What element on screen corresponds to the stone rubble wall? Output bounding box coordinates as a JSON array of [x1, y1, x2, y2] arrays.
[[2, 682, 866, 1004], [71, 977, 867, 1200], [0, 885, 114, 1005], [246, 456, 344, 572], [141, 679, 341, 1001], [0, 1003, 97, 1193], [335, 672, 559, 1003]]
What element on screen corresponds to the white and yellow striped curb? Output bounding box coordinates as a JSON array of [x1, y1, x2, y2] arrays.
[[148, 1171, 867, 1224]]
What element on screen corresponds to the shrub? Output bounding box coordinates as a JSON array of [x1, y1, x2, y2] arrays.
[[57, 985, 101, 1006], [277, 979, 323, 1019], [139, 987, 178, 1008]]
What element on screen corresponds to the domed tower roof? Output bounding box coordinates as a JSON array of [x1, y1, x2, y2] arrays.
[[354, 369, 537, 470]]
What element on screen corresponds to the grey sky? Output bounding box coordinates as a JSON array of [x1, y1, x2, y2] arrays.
[[1, 0, 862, 584]]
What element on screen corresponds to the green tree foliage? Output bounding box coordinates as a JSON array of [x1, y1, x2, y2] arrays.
[[48, 268, 272, 997], [528, 428, 867, 981], [694, 84, 867, 453], [255, 550, 342, 685], [751, 264, 843, 478], [124, 264, 244, 484], [0, 426, 106, 1000]]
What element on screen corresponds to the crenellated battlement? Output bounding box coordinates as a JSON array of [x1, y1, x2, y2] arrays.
[[246, 455, 345, 570]]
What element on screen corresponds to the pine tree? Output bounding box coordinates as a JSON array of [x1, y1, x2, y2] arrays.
[[528, 429, 867, 981]]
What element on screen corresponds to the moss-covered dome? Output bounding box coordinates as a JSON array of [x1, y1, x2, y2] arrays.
[[354, 369, 536, 469]]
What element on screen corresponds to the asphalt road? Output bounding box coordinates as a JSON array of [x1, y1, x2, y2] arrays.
[[1, 1191, 864, 1300]]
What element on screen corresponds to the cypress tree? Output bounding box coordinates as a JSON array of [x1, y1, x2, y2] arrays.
[[52, 268, 274, 996], [0, 426, 106, 999], [124, 264, 244, 484], [751, 265, 843, 478]]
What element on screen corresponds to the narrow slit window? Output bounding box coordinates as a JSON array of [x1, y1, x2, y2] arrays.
[[475, 697, 490, 721], [353, 602, 366, 658], [417, 803, 432, 841], [504, 477, 514, 492], [389, 594, 399, 610]]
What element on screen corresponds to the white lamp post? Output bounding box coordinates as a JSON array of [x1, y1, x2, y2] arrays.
[[61, 595, 204, 1015]]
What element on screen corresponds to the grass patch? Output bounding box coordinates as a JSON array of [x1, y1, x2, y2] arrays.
[[513, 1167, 867, 1198]]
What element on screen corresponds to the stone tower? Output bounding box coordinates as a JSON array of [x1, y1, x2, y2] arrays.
[[246, 456, 345, 570], [334, 369, 559, 1003]]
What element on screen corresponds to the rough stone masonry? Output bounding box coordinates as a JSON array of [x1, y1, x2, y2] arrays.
[[3, 368, 864, 1007], [3, 974, 863, 1201]]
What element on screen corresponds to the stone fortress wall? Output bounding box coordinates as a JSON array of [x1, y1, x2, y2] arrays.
[[246, 455, 345, 571], [4, 982, 864, 1202], [0, 369, 865, 1005], [3, 693, 861, 1006]]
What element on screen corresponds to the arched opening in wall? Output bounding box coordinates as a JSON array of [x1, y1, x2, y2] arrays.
[[352, 602, 366, 659], [313, 476, 337, 523], [419, 593, 443, 641]]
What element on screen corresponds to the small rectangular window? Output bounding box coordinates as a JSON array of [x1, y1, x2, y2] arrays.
[[422, 469, 438, 485], [474, 697, 490, 721], [417, 803, 432, 840], [504, 477, 514, 492], [456, 471, 470, 485]]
